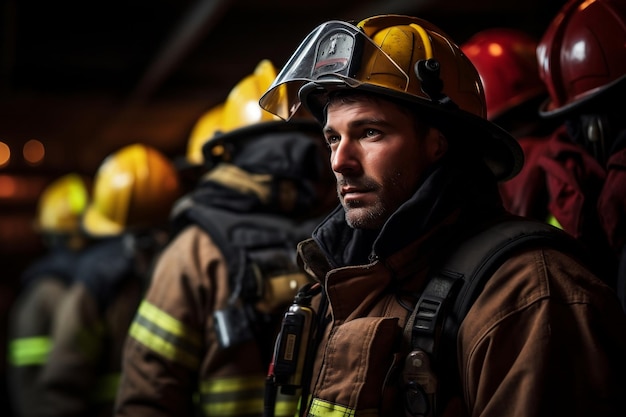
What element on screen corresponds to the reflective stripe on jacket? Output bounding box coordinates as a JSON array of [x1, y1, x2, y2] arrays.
[[115, 225, 302, 417], [37, 275, 142, 417], [6, 277, 69, 417], [295, 232, 626, 417]]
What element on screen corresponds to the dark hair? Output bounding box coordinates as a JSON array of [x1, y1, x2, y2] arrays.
[[325, 89, 431, 138], [323, 89, 491, 179]]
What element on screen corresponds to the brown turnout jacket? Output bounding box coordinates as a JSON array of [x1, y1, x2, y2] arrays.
[[294, 159, 626, 417]]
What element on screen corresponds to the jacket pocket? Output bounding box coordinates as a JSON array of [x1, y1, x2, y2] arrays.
[[314, 316, 401, 412]]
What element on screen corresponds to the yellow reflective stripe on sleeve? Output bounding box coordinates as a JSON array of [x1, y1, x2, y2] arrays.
[[201, 376, 266, 393], [308, 398, 378, 417], [128, 300, 202, 369], [8, 336, 52, 366], [202, 397, 264, 416], [137, 300, 202, 345], [199, 376, 298, 416], [200, 376, 264, 416], [91, 372, 120, 403], [274, 395, 300, 417]]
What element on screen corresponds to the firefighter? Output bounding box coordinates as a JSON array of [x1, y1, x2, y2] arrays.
[[500, 0, 626, 302], [461, 27, 549, 136], [460, 28, 564, 228], [6, 173, 91, 417], [258, 13, 626, 417], [36, 144, 182, 417], [173, 103, 225, 192], [113, 59, 337, 417]]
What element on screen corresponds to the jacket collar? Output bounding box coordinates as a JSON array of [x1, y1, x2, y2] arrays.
[[311, 155, 504, 269]]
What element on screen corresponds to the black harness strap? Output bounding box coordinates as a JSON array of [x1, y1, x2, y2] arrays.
[[405, 215, 589, 417]]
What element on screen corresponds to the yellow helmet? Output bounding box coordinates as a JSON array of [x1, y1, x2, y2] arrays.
[[220, 59, 281, 133], [82, 143, 182, 237], [203, 59, 320, 167], [186, 103, 224, 166], [259, 15, 523, 181], [34, 173, 90, 235]]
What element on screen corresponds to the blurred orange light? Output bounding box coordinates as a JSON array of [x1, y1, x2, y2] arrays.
[[23, 139, 45, 165], [0, 142, 10, 168], [0, 174, 17, 197], [487, 43, 504, 57]]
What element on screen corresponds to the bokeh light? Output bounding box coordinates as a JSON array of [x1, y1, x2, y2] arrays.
[[23, 139, 45, 165], [0, 141, 10, 168], [0, 174, 17, 198]]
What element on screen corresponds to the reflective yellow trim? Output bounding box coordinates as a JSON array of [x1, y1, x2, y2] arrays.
[[201, 376, 264, 416], [200, 376, 298, 416], [410, 24, 433, 59], [203, 398, 264, 416], [308, 398, 378, 417], [546, 213, 563, 230], [8, 336, 51, 366], [274, 394, 300, 417], [129, 321, 199, 370], [128, 300, 202, 369], [200, 376, 265, 393], [137, 301, 201, 346], [91, 372, 120, 402]]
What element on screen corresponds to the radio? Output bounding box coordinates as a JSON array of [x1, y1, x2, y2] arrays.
[[268, 282, 319, 395]]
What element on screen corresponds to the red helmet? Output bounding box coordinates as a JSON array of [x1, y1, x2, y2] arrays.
[[461, 28, 546, 121], [537, 0, 626, 117]]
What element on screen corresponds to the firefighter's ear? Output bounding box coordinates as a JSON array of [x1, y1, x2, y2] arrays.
[[435, 131, 448, 159], [425, 128, 448, 161]]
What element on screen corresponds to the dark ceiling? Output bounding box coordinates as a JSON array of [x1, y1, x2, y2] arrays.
[[0, 0, 567, 172], [0, 0, 567, 266]]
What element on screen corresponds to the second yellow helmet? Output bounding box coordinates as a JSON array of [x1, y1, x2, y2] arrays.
[[82, 143, 182, 237]]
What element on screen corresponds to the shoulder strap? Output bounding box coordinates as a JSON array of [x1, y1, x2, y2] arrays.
[[186, 205, 312, 300], [185, 204, 319, 352], [406, 215, 587, 416]]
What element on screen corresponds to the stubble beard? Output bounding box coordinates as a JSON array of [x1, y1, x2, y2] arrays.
[[342, 195, 387, 229], [340, 170, 407, 230]]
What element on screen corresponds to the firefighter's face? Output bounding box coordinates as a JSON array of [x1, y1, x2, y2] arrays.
[[323, 93, 447, 230]]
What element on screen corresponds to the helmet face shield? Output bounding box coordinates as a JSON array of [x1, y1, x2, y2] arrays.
[[260, 14, 524, 182], [259, 20, 409, 120]]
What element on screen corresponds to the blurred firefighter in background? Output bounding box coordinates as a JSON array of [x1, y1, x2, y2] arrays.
[[6, 173, 91, 417], [35, 143, 182, 417], [114, 59, 337, 417], [173, 103, 225, 192], [497, 0, 626, 305], [461, 27, 559, 139], [461, 27, 563, 234]]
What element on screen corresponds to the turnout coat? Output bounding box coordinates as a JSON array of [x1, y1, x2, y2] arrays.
[[293, 157, 626, 417]]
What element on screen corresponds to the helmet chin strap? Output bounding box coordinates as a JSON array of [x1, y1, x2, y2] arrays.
[[565, 113, 614, 165], [581, 114, 611, 165], [414, 59, 458, 111]]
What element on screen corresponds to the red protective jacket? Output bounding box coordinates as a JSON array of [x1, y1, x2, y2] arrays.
[[499, 126, 626, 287]]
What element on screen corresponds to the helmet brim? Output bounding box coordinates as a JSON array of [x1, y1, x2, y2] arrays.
[[539, 75, 626, 118], [201, 119, 323, 168], [82, 204, 124, 238]]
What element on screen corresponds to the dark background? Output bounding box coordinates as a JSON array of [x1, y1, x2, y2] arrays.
[[0, 0, 567, 413]]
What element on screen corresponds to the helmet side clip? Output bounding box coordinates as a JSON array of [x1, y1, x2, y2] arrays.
[[415, 58, 458, 111]]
